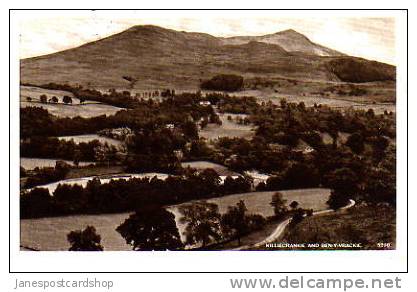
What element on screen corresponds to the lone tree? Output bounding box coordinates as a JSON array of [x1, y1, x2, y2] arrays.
[[67, 225, 103, 251], [117, 205, 183, 251], [63, 95, 73, 104], [270, 192, 288, 219], [40, 94, 47, 103], [220, 200, 248, 246], [289, 201, 299, 210], [179, 201, 222, 248]]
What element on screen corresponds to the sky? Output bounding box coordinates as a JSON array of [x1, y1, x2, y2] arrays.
[[17, 11, 396, 64]]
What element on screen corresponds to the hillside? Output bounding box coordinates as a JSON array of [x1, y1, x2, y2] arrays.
[[20, 25, 396, 90], [221, 29, 343, 56], [281, 205, 396, 250]]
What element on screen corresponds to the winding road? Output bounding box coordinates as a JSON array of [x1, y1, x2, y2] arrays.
[[233, 199, 355, 250]]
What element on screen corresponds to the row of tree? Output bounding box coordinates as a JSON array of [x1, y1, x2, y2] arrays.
[[20, 169, 253, 219], [36, 94, 73, 104]]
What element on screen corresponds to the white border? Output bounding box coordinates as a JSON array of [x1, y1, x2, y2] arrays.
[[9, 9, 408, 273]]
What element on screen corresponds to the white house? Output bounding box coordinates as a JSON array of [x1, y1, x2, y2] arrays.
[[199, 101, 211, 106]]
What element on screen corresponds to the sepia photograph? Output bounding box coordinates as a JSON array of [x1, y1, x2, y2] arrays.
[[17, 10, 399, 253]]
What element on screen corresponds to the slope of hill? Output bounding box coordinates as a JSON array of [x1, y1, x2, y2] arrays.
[[327, 57, 396, 83], [221, 29, 344, 56], [20, 25, 395, 90]]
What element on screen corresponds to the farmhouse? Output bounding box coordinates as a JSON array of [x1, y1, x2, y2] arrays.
[[165, 123, 175, 130], [199, 101, 211, 106]]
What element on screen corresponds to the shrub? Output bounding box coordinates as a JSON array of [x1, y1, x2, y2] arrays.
[[67, 226, 103, 251]]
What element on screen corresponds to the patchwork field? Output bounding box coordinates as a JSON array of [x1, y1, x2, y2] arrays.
[[243, 91, 395, 115], [235, 76, 395, 105], [18, 24, 397, 254], [21, 188, 331, 251]]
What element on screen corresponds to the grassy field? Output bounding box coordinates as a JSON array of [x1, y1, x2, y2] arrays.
[[181, 161, 240, 176], [20, 212, 132, 251], [238, 89, 396, 115], [20, 157, 94, 170], [169, 188, 331, 244], [20, 101, 122, 118], [21, 188, 331, 251], [280, 205, 396, 250], [20, 85, 123, 118], [65, 165, 125, 179], [237, 77, 396, 104], [199, 113, 254, 140], [170, 188, 331, 219], [205, 188, 330, 216], [57, 134, 122, 147], [20, 86, 77, 102]]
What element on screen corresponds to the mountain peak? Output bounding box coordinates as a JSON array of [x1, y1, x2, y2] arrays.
[[124, 24, 173, 35], [279, 28, 300, 34], [127, 24, 165, 31], [275, 29, 309, 39]]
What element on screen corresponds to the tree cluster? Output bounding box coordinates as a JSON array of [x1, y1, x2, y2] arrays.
[[200, 74, 244, 92], [21, 136, 118, 163]]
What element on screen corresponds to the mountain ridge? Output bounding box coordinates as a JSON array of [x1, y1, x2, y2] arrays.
[[20, 25, 395, 90]]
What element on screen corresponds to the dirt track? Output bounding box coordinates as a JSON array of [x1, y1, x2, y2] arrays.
[[233, 199, 355, 250]]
